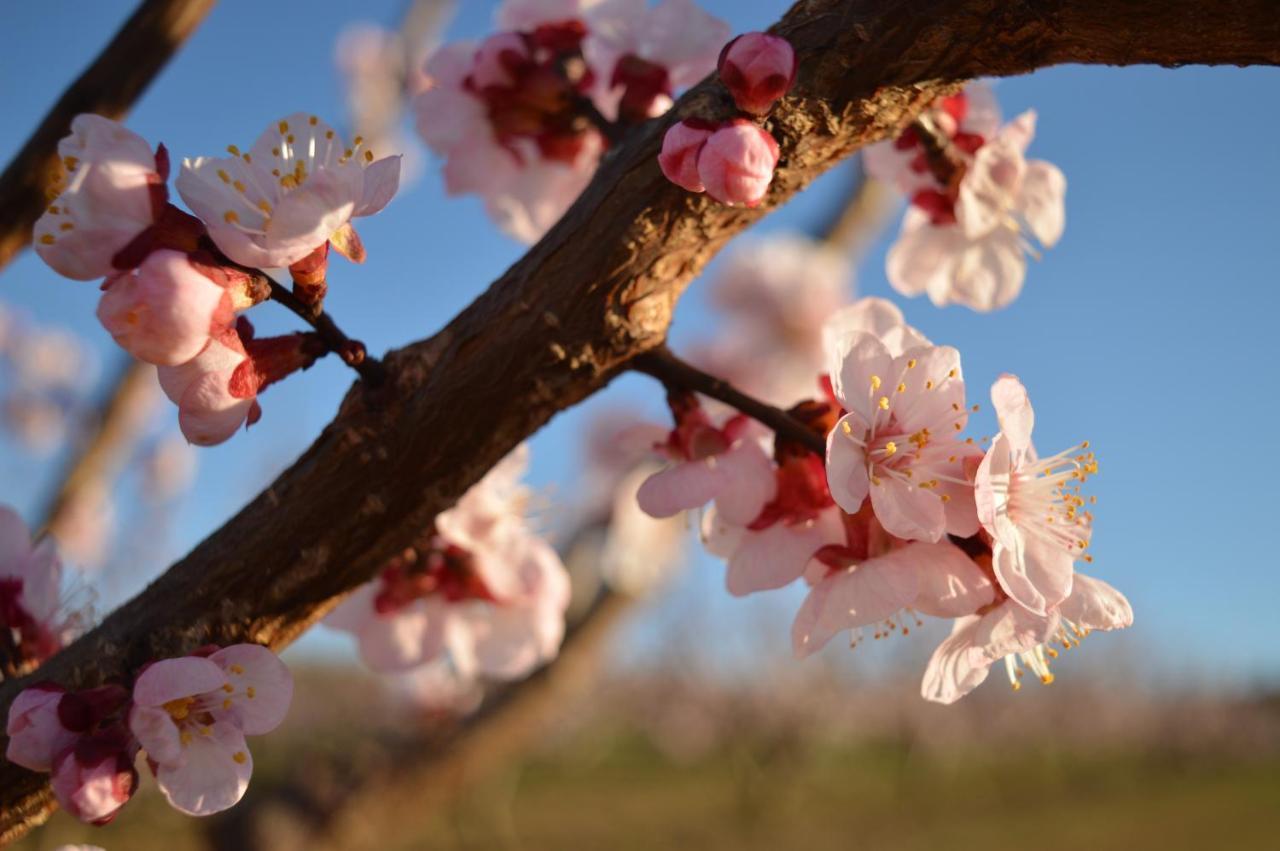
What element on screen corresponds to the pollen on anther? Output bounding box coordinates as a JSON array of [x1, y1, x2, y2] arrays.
[[870, 375, 882, 390], [309, 115, 318, 126], [230, 664, 245, 674], [223, 699, 232, 710], [233, 180, 246, 192], [246, 686, 255, 699], [878, 396, 890, 410], [896, 382, 907, 393], [278, 120, 289, 133], [883, 441, 897, 457], [222, 683, 234, 693], [286, 133, 295, 143], [233, 751, 248, 764], [907, 358, 917, 369], [227, 145, 241, 157], [948, 368, 957, 378], [223, 210, 239, 223], [59, 222, 73, 231], [39, 234, 55, 245], [217, 169, 231, 183], [325, 130, 334, 139], [364, 150, 374, 162], [841, 420, 853, 435]]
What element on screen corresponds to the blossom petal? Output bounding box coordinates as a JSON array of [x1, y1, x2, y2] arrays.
[[154, 724, 252, 816], [129, 705, 183, 767], [992, 533, 1074, 616], [791, 550, 920, 658], [353, 155, 402, 217], [825, 413, 870, 515], [1019, 159, 1066, 248], [725, 509, 842, 597], [712, 439, 776, 525], [990, 374, 1035, 455], [132, 657, 226, 708], [356, 600, 446, 672], [635, 458, 726, 518], [910, 541, 996, 618], [870, 474, 947, 543], [209, 644, 293, 736], [1058, 573, 1133, 631]]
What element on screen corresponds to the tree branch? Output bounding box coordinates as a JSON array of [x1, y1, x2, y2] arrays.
[[632, 346, 826, 454], [264, 277, 387, 385], [0, 0, 216, 273], [1, 0, 1277, 842]]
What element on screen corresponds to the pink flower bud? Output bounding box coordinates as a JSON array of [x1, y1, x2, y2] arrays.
[[96, 250, 232, 367], [51, 732, 138, 825], [718, 33, 797, 116], [5, 684, 76, 772], [658, 119, 715, 192], [697, 119, 780, 207]]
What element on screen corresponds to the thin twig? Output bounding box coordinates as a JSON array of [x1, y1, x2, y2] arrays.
[[264, 276, 387, 385], [632, 345, 825, 454], [0, 0, 216, 273]]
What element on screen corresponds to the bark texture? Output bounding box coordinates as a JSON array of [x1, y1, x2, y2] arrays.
[[1, 0, 1278, 842], [0, 0, 216, 272]]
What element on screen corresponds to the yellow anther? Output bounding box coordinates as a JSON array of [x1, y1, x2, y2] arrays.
[[278, 120, 289, 133], [344, 148, 354, 158], [272, 147, 281, 157], [871, 476, 882, 486], [163, 697, 195, 721], [222, 683, 234, 693], [286, 133, 295, 144], [940, 494, 951, 503], [309, 115, 318, 126], [883, 441, 897, 457], [870, 375, 882, 390], [232, 180, 245, 192], [1040, 673, 1055, 685], [353, 135, 364, 146], [878, 396, 890, 410], [38, 234, 55, 245], [233, 751, 248, 764], [325, 130, 334, 139], [841, 420, 852, 435], [246, 686, 255, 699], [230, 664, 245, 675], [896, 382, 907, 393], [217, 169, 231, 183], [925, 380, 934, 389], [948, 368, 957, 378], [242, 154, 252, 163], [223, 699, 233, 710], [953, 422, 962, 431], [226, 145, 241, 157], [1081, 440, 1090, 448], [180, 731, 193, 745], [48, 205, 60, 214], [223, 210, 239, 223], [63, 156, 80, 170], [59, 222, 73, 231], [972, 404, 980, 412], [907, 358, 917, 369], [364, 149, 374, 162]]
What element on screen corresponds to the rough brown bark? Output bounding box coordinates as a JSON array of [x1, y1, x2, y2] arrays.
[[0, 0, 216, 273], [1, 0, 1278, 842]]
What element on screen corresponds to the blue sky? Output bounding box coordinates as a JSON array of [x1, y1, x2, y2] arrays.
[[1, 2, 1277, 687]]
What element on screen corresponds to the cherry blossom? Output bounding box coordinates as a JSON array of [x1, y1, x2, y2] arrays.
[[51, 730, 139, 825], [157, 323, 323, 446], [792, 536, 993, 658], [885, 111, 1066, 311], [824, 334, 981, 543], [1, 505, 79, 668], [128, 644, 293, 816], [5, 684, 78, 772], [96, 250, 248, 367], [176, 113, 400, 269], [326, 446, 571, 679], [700, 234, 853, 405], [657, 119, 714, 192], [414, 23, 604, 243], [921, 572, 1132, 704], [697, 119, 779, 206], [34, 115, 165, 281], [635, 392, 774, 524], [975, 374, 1096, 615], [584, 0, 729, 122], [863, 84, 1000, 196], [717, 32, 797, 115]]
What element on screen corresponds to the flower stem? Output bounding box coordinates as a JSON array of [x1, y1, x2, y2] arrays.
[[264, 276, 387, 385]]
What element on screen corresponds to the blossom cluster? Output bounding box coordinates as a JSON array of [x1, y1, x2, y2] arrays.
[[636, 297, 1130, 702], [33, 112, 401, 445], [415, 0, 730, 241], [327, 445, 571, 693], [1, 506, 82, 675], [6, 642, 292, 822], [658, 32, 797, 206], [0, 303, 93, 454], [865, 84, 1066, 312]]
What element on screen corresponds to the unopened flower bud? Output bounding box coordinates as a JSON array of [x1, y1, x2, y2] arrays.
[[697, 119, 780, 207], [657, 119, 715, 192], [717, 33, 797, 116]]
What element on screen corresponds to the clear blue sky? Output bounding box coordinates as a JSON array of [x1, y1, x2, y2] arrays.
[[1, 2, 1277, 687]]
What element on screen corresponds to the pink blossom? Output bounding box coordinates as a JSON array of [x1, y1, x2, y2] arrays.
[[974, 374, 1096, 615], [717, 32, 797, 115], [129, 644, 293, 816], [96, 250, 241, 367], [50, 727, 138, 825], [585, 0, 729, 121], [921, 572, 1132, 704], [657, 119, 714, 192], [635, 392, 774, 524], [885, 111, 1066, 312], [395, 661, 485, 716], [824, 334, 981, 543], [0, 505, 77, 666], [863, 84, 1000, 196], [793, 538, 992, 658], [177, 113, 400, 268], [5, 684, 77, 771], [415, 34, 604, 243], [496, 0, 604, 30], [700, 235, 853, 405], [157, 325, 323, 446], [821, 297, 930, 364], [34, 115, 164, 281], [326, 446, 571, 679], [701, 438, 846, 597], [697, 119, 779, 206]]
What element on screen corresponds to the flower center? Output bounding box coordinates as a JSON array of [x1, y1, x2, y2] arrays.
[[1009, 442, 1097, 562]]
